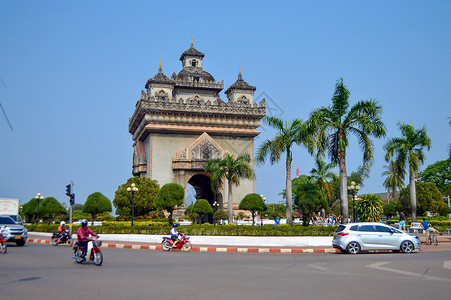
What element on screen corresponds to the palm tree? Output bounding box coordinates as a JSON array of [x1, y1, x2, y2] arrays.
[[308, 78, 386, 223], [309, 156, 337, 204], [381, 160, 405, 200], [384, 122, 431, 222], [204, 153, 255, 224], [255, 117, 315, 225]]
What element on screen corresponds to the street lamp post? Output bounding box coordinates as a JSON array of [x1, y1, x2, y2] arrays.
[[260, 195, 266, 226], [347, 181, 360, 223], [213, 201, 218, 225], [127, 183, 138, 226], [35, 193, 44, 223]]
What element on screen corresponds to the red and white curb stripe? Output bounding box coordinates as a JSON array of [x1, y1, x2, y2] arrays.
[[28, 238, 339, 253]]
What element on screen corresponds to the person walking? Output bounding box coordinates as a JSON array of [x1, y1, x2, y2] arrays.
[[398, 211, 406, 231]]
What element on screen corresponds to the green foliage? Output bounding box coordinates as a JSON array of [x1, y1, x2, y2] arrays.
[[308, 78, 386, 222], [184, 204, 197, 223], [193, 199, 213, 224], [382, 160, 405, 198], [239, 193, 267, 225], [255, 116, 316, 226], [348, 164, 371, 188], [355, 194, 383, 222], [22, 197, 39, 222], [213, 209, 228, 221], [205, 153, 255, 224], [39, 197, 65, 222], [382, 203, 397, 219], [264, 203, 286, 219], [83, 192, 112, 223], [113, 176, 160, 217], [419, 159, 451, 197], [384, 122, 431, 222], [155, 183, 185, 222], [72, 210, 92, 221], [399, 181, 448, 216], [293, 182, 328, 226]]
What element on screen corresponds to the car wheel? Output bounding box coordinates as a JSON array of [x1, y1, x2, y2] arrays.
[[346, 242, 361, 254], [400, 241, 414, 253]]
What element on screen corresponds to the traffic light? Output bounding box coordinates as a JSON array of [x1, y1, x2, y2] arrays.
[[65, 184, 72, 196], [70, 194, 75, 206]]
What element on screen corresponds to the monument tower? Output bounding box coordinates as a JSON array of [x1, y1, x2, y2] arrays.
[[129, 39, 266, 215]]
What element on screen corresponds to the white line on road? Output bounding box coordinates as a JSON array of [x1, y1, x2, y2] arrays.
[[367, 261, 451, 282], [443, 260, 451, 270]]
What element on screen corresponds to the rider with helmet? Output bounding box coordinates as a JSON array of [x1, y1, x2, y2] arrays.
[[170, 223, 180, 248], [57, 221, 66, 242], [76, 219, 97, 260]]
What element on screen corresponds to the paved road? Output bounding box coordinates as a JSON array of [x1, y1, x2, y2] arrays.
[[1, 242, 451, 300]]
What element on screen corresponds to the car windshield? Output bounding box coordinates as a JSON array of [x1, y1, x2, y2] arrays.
[[0, 217, 16, 225]]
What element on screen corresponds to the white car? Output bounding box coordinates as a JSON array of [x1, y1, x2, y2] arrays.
[[332, 222, 421, 254]]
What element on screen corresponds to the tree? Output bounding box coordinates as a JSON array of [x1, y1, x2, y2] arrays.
[[184, 204, 197, 224], [383, 202, 397, 219], [113, 176, 160, 217], [419, 159, 451, 197], [384, 122, 431, 221], [348, 164, 371, 188], [398, 181, 448, 216], [355, 194, 383, 222], [205, 153, 254, 224], [22, 197, 40, 223], [193, 199, 213, 224], [382, 160, 405, 200], [213, 209, 228, 224], [265, 203, 286, 220], [239, 193, 267, 225], [155, 183, 185, 223], [82, 192, 112, 225], [39, 197, 65, 222], [308, 78, 386, 223], [292, 182, 328, 227], [256, 117, 315, 225], [309, 156, 337, 205]]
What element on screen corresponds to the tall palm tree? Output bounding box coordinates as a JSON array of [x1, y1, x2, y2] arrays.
[[204, 153, 255, 224], [255, 117, 315, 226], [308, 78, 386, 223], [381, 160, 405, 200], [384, 122, 431, 222], [309, 156, 337, 204]]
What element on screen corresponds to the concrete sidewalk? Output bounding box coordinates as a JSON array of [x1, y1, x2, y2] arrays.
[[28, 232, 451, 254]]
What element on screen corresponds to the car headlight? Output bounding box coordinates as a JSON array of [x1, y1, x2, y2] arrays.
[[23, 227, 28, 234]]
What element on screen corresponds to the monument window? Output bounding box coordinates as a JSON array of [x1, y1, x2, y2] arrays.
[[191, 60, 197, 67]]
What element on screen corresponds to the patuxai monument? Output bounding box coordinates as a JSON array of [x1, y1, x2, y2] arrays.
[[128, 39, 266, 216]]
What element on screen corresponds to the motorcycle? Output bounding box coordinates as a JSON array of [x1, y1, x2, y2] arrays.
[[72, 236, 103, 266], [0, 227, 7, 254], [161, 232, 192, 252], [51, 229, 74, 246]]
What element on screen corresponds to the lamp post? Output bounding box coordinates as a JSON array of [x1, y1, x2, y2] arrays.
[[126, 183, 138, 226], [213, 201, 218, 225], [260, 195, 266, 226], [35, 193, 44, 223], [347, 181, 360, 223]]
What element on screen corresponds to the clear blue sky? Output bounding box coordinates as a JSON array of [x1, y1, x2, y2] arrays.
[[1, 1, 450, 209]]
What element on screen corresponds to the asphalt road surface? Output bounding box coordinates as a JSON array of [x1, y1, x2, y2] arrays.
[[1, 242, 451, 300]]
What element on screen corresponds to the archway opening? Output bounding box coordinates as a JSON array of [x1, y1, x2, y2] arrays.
[[187, 174, 215, 223]]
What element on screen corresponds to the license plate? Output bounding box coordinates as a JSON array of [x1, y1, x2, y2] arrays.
[[14, 236, 21, 240]]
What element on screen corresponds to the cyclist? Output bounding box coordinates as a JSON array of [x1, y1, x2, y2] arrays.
[[420, 218, 441, 245]]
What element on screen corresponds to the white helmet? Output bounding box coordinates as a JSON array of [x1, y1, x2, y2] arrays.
[[60, 221, 65, 226]]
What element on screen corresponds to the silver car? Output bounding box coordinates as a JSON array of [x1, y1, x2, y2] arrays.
[[332, 222, 421, 254], [0, 216, 28, 246]]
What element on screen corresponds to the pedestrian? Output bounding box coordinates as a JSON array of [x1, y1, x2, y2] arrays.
[[398, 211, 406, 231], [275, 217, 280, 226]]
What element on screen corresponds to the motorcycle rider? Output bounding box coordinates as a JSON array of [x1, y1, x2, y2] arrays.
[[76, 219, 97, 260], [57, 221, 66, 243], [170, 223, 180, 248]]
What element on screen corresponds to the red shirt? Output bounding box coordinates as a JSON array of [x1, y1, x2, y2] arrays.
[[76, 226, 96, 242]]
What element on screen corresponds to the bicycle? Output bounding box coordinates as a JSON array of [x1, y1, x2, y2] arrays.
[[428, 232, 439, 246]]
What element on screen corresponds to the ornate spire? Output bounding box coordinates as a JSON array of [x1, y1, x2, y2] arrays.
[[238, 64, 242, 80], [159, 56, 162, 72], [191, 36, 193, 47]]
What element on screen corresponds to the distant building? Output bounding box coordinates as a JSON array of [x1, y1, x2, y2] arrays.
[[129, 39, 266, 215]]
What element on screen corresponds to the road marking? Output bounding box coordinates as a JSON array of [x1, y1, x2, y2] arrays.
[[367, 262, 451, 282], [308, 263, 328, 271], [443, 261, 451, 270]]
